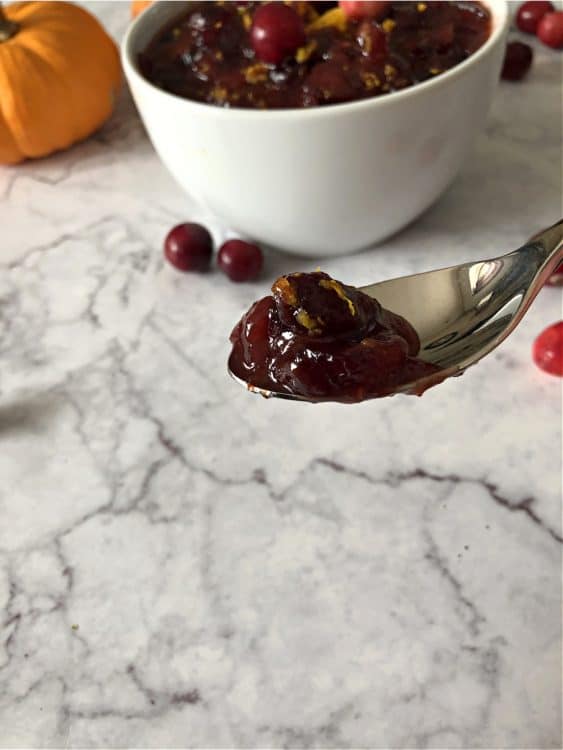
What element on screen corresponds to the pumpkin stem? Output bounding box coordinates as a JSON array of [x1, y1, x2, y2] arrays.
[[0, 3, 19, 42]]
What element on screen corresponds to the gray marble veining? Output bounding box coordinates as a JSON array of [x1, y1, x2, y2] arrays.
[[0, 3, 561, 748]]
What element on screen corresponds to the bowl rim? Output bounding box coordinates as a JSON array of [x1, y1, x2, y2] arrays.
[[122, 0, 509, 120]]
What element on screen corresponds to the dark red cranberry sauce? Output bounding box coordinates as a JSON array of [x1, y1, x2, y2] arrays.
[[229, 271, 441, 402], [139, 1, 491, 110]]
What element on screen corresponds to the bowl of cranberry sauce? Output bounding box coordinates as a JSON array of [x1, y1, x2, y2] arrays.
[[122, 1, 508, 256], [140, 2, 492, 109]]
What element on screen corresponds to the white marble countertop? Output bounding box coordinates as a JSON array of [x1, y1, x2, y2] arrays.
[[1, 3, 561, 748]]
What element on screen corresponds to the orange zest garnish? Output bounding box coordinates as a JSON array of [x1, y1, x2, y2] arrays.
[[307, 7, 347, 33]]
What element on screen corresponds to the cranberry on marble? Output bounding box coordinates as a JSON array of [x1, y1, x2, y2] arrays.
[[250, 3, 305, 65], [516, 1, 554, 34], [501, 41, 533, 81], [218, 239, 263, 282], [537, 11, 563, 49], [532, 321, 563, 376], [164, 223, 213, 272]]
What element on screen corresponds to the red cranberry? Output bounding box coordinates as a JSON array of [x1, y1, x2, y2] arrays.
[[357, 21, 387, 61], [218, 240, 263, 282], [501, 41, 533, 81], [532, 321, 563, 377], [433, 22, 455, 49], [546, 263, 563, 286], [164, 223, 213, 272], [250, 3, 305, 65], [304, 60, 357, 104], [537, 11, 563, 49], [516, 1, 554, 34], [339, 1, 391, 20]]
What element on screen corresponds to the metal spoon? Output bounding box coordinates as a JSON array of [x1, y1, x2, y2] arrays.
[[229, 220, 563, 402]]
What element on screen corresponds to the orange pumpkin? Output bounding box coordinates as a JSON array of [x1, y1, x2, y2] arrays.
[[0, 2, 121, 165], [132, 1, 153, 18]]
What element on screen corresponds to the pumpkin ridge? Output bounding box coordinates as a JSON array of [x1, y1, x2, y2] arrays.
[[0, 42, 38, 157], [0, 104, 21, 163], [15, 5, 121, 145], [14, 37, 82, 153], [14, 24, 87, 148], [1, 2, 45, 25], [0, 1, 121, 163]]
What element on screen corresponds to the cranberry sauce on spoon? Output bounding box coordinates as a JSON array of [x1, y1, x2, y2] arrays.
[[229, 271, 441, 403]]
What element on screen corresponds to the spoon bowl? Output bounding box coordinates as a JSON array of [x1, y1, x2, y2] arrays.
[[229, 220, 563, 402]]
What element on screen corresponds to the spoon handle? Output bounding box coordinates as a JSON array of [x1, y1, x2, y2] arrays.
[[504, 219, 563, 333], [526, 218, 563, 276]]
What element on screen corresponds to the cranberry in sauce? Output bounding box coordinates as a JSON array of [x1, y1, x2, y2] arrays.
[[229, 271, 440, 402], [340, 1, 391, 20], [250, 3, 306, 64], [139, 1, 492, 110]]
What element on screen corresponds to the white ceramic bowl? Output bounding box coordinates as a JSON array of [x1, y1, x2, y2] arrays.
[[122, 1, 508, 257]]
